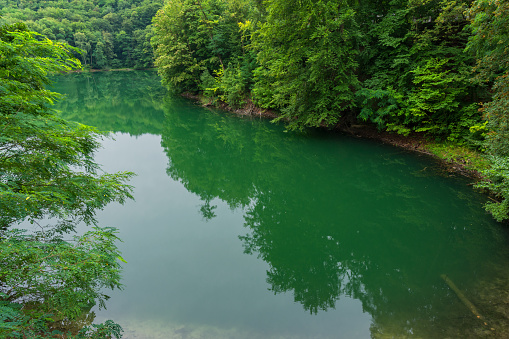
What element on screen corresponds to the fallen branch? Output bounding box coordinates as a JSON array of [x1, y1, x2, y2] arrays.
[[441, 274, 493, 331]]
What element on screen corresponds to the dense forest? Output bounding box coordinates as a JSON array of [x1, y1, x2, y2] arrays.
[[0, 0, 164, 69]]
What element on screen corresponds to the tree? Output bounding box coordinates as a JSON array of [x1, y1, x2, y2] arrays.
[[151, 0, 219, 92], [251, 0, 360, 129], [151, 0, 254, 93], [0, 0, 164, 70], [92, 40, 108, 69], [74, 31, 91, 65], [356, 0, 479, 138], [468, 0, 509, 155], [467, 0, 509, 221], [0, 22, 133, 337]]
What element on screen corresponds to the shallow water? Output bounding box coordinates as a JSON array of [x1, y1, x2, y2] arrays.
[[52, 71, 509, 338]]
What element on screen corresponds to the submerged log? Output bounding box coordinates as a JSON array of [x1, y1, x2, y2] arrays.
[[441, 274, 491, 329]]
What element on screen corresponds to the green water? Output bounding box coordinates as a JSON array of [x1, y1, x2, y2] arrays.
[[53, 71, 509, 338]]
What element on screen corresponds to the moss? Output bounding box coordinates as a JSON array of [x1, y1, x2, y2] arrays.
[[424, 142, 489, 174]]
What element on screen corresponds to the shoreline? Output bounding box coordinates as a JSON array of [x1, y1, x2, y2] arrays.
[[65, 67, 157, 73], [57, 68, 488, 181], [184, 93, 486, 181]]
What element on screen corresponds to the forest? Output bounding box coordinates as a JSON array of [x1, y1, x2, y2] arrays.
[[0, 0, 163, 69]]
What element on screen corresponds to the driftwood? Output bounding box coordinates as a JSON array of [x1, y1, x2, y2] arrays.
[[441, 274, 493, 330]]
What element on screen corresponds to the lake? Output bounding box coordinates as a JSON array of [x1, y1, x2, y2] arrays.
[[52, 71, 509, 338]]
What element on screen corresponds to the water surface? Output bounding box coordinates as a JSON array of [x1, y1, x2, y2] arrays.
[[53, 71, 509, 338]]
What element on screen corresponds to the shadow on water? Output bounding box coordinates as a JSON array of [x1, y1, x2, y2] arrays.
[[55, 71, 509, 338]]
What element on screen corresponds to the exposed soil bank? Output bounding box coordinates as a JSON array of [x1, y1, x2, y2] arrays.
[[183, 93, 485, 181]]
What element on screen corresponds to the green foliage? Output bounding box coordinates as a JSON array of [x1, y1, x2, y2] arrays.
[[476, 156, 509, 221], [152, 0, 257, 93], [0, 25, 133, 229], [0, 228, 125, 338], [410, 58, 461, 119], [200, 69, 219, 100], [467, 0, 509, 220], [151, 0, 211, 92], [152, 0, 258, 95], [215, 58, 256, 108], [1, 23, 133, 336], [71, 320, 124, 339], [252, 0, 360, 129], [467, 0, 509, 155], [357, 0, 480, 139], [219, 64, 247, 108], [0, 0, 164, 69], [0, 300, 52, 339], [357, 87, 405, 130]]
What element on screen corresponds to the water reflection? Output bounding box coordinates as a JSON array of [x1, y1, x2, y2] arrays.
[[55, 71, 509, 338], [52, 71, 166, 136], [49, 308, 97, 336], [159, 96, 509, 337]]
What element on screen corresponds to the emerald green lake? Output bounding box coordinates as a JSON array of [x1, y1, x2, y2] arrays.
[[52, 71, 509, 338]]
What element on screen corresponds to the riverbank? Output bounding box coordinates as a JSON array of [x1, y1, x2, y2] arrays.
[[184, 93, 488, 181], [65, 67, 158, 73]]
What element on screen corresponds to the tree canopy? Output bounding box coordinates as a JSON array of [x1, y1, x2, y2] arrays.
[[0, 0, 164, 69]]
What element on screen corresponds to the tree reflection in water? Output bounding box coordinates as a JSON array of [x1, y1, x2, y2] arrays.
[[159, 94, 506, 338]]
